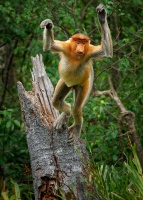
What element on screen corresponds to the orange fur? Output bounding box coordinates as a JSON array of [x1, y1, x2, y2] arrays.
[[40, 13, 113, 143], [57, 35, 91, 87], [71, 33, 90, 42]]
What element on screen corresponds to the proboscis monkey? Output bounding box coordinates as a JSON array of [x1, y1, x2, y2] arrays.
[[40, 4, 113, 144]]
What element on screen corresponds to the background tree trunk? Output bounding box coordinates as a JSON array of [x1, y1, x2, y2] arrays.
[[17, 55, 93, 200]]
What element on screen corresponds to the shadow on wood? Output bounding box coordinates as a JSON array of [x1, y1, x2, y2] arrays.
[[17, 55, 93, 200]]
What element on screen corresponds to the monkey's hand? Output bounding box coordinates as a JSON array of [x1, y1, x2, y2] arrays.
[[96, 4, 107, 24], [40, 19, 54, 29], [53, 113, 70, 130], [68, 125, 81, 145]]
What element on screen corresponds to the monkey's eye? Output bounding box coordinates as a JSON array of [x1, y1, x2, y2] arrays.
[[77, 41, 80, 44]]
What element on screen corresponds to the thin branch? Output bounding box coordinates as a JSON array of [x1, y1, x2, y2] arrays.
[[108, 76, 127, 113], [0, 40, 18, 109], [104, 108, 118, 120], [81, 0, 94, 20], [0, 36, 16, 48], [115, 39, 141, 52], [50, 9, 70, 39], [22, 34, 34, 67], [94, 75, 143, 169], [65, 0, 80, 30]]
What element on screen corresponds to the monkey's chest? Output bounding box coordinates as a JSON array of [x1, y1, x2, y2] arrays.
[[58, 61, 90, 87]]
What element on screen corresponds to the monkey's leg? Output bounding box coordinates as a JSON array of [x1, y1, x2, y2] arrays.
[[52, 79, 71, 129], [68, 79, 90, 144]]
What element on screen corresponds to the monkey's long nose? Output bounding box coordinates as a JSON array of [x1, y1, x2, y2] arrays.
[[76, 44, 85, 55]]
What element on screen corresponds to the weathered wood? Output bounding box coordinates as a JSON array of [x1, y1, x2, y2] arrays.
[[17, 55, 93, 200]]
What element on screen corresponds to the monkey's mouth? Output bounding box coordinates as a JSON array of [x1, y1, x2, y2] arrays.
[[76, 52, 84, 56]]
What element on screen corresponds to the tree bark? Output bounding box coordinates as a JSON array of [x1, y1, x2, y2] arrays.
[[17, 55, 93, 200]]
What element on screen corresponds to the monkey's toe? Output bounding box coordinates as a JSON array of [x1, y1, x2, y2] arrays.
[[53, 120, 63, 129], [53, 113, 69, 130], [68, 125, 81, 145], [68, 136, 74, 145], [68, 134, 79, 145]]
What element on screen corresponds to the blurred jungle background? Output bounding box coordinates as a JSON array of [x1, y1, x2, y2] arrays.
[[0, 0, 143, 199]]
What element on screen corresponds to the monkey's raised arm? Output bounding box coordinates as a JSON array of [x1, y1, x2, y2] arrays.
[[40, 19, 64, 53], [90, 4, 113, 59]]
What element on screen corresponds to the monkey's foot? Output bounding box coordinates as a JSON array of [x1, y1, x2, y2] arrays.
[[68, 125, 81, 145], [53, 113, 70, 130], [40, 19, 54, 29], [96, 4, 106, 24]]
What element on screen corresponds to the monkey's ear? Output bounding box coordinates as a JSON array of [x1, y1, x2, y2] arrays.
[[40, 19, 54, 29]]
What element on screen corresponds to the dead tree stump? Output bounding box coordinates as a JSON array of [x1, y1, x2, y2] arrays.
[[17, 55, 93, 200]]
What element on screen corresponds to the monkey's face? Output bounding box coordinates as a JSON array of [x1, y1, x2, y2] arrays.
[[70, 39, 89, 58], [75, 41, 86, 56], [70, 34, 90, 58]]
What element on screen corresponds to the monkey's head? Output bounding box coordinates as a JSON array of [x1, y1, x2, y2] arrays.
[[70, 33, 90, 57]]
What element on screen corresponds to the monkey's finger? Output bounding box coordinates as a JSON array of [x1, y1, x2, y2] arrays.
[[96, 3, 104, 12], [40, 19, 53, 29]]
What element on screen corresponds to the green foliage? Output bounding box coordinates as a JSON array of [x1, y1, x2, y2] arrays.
[[0, 0, 143, 198], [0, 109, 27, 175], [124, 146, 143, 198], [84, 96, 122, 165], [0, 108, 32, 199], [87, 146, 143, 200], [1, 179, 21, 200]]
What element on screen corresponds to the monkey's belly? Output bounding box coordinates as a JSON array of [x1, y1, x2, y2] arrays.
[[60, 71, 88, 87], [61, 76, 82, 87], [58, 59, 91, 87]]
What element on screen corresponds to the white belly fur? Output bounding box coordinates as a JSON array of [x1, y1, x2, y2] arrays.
[[58, 56, 91, 87]]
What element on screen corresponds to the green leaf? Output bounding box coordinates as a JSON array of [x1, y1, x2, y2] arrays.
[[113, 155, 118, 161], [14, 120, 20, 127], [6, 121, 12, 129], [132, 145, 142, 175], [9, 195, 15, 200], [10, 179, 21, 200], [118, 58, 130, 71], [111, 192, 125, 200], [1, 192, 10, 200]]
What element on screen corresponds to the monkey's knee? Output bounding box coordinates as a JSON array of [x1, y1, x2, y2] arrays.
[[52, 97, 71, 114], [52, 97, 60, 110]]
